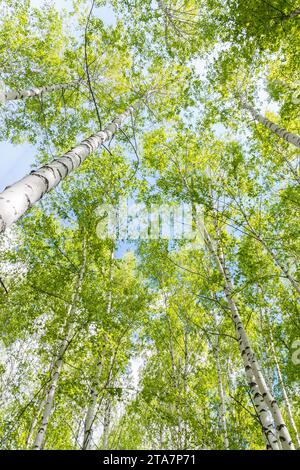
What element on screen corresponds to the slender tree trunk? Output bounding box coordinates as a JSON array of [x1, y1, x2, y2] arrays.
[[261, 239, 300, 296], [285, 9, 300, 19], [203, 224, 294, 449], [270, 336, 300, 448], [102, 401, 112, 449], [25, 397, 45, 449], [82, 357, 104, 450], [241, 100, 300, 148], [214, 335, 229, 450], [32, 241, 86, 450], [280, 152, 300, 185], [102, 355, 114, 450], [0, 81, 79, 104], [164, 300, 181, 448], [98, 346, 122, 449], [182, 324, 189, 450], [32, 326, 72, 450], [0, 90, 155, 234], [237, 206, 300, 296], [82, 249, 114, 450]]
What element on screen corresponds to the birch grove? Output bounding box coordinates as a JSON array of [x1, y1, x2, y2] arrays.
[[0, 0, 299, 452]]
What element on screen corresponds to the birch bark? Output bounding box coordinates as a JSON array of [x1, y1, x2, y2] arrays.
[[0, 81, 79, 104], [242, 100, 300, 148], [285, 9, 300, 19], [25, 397, 45, 449], [82, 357, 104, 450], [32, 241, 86, 450], [203, 225, 294, 449]]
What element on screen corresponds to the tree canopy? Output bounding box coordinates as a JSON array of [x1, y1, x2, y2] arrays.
[[0, 0, 299, 451]]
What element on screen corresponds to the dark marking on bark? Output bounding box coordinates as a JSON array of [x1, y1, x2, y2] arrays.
[[277, 424, 286, 430], [56, 160, 69, 175], [64, 156, 75, 170], [24, 193, 32, 209], [43, 165, 57, 178], [32, 173, 50, 193], [56, 168, 63, 180], [0, 215, 6, 233]]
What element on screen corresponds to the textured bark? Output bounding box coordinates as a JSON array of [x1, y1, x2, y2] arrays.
[[25, 397, 45, 449], [32, 242, 86, 450], [0, 81, 79, 104], [285, 9, 300, 19], [0, 91, 154, 234], [203, 225, 294, 449], [242, 100, 300, 148], [82, 357, 104, 450]]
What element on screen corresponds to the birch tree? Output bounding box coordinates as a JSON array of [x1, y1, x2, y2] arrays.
[[0, 90, 154, 234], [32, 238, 87, 450], [0, 81, 80, 104], [241, 100, 300, 149]]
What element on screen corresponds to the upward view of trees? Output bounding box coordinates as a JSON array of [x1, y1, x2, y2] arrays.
[[0, 0, 299, 451]]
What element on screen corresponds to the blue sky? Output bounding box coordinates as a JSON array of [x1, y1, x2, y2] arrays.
[[0, 142, 37, 192]]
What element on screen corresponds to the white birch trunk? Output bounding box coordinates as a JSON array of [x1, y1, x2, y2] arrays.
[[203, 225, 294, 449], [0, 91, 154, 234], [82, 358, 104, 450], [102, 358, 114, 450], [102, 398, 112, 449], [285, 9, 300, 19], [0, 81, 79, 104], [32, 242, 86, 450], [25, 397, 45, 449], [242, 100, 300, 148], [32, 325, 73, 450]]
